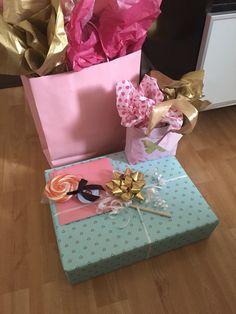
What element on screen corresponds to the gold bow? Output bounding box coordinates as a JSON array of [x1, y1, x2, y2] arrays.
[[147, 70, 210, 135], [151, 70, 210, 110], [106, 169, 145, 202], [0, 0, 68, 76]]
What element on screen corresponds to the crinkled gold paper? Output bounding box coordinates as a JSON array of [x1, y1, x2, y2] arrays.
[[0, 0, 68, 76]]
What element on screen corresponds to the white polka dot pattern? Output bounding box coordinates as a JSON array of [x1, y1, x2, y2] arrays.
[[116, 75, 164, 127], [116, 75, 183, 129], [45, 152, 219, 284]]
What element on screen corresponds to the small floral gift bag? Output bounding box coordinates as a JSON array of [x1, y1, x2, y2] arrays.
[[116, 74, 185, 164]]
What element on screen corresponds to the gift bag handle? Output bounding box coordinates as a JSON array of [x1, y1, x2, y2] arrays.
[[153, 126, 180, 146], [88, 21, 110, 63]]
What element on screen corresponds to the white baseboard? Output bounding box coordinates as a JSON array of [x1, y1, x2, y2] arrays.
[[203, 100, 236, 110]]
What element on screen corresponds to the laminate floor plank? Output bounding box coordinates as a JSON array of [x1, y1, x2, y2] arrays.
[[0, 87, 235, 314]]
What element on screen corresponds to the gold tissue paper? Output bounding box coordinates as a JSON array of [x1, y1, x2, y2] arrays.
[[3, 0, 50, 24], [0, 0, 68, 76]]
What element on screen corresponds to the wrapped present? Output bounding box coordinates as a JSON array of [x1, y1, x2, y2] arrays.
[[116, 71, 209, 164], [45, 152, 219, 284]]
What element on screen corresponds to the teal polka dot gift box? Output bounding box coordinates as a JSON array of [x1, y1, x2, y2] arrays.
[[44, 152, 219, 284]]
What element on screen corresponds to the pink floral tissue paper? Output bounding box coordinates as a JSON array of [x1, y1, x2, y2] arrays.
[[116, 75, 183, 164]]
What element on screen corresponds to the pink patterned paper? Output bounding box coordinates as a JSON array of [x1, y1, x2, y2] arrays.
[[116, 75, 164, 127], [116, 75, 183, 129]]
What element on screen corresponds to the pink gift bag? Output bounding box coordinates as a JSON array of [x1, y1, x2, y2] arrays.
[[125, 126, 183, 165], [22, 50, 141, 167]]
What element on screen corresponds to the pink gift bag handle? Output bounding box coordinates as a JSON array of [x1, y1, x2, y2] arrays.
[[154, 127, 179, 146], [88, 21, 110, 63]]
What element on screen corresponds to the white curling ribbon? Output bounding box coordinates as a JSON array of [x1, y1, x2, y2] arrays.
[[136, 207, 152, 258], [154, 169, 187, 186], [142, 185, 168, 210], [155, 171, 166, 187], [97, 196, 132, 229], [97, 196, 152, 255], [97, 197, 127, 215], [164, 175, 188, 183]]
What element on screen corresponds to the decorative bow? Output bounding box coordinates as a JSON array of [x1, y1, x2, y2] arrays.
[[150, 70, 210, 110], [147, 70, 210, 135], [106, 168, 145, 202], [67, 179, 104, 202]]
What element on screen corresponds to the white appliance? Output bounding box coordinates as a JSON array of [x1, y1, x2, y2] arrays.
[[196, 11, 236, 110]]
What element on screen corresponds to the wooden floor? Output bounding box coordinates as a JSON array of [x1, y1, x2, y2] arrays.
[[0, 87, 235, 314]]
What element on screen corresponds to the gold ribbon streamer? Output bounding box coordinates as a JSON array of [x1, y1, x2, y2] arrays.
[[147, 99, 198, 136], [0, 0, 67, 76], [106, 169, 145, 202], [147, 70, 209, 135]]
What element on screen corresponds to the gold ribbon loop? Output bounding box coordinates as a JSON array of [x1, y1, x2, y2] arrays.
[[147, 99, 198, 136]]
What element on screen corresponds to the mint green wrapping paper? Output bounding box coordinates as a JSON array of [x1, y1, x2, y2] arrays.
[[45, 152, 219, 284]]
